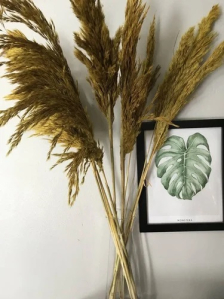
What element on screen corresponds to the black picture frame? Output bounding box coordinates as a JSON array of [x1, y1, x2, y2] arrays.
[[137, 119, 224, 233]]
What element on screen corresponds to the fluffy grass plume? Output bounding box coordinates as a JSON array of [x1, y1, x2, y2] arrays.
[[149, 5, 224, 150], [107, 7, 224, 295], [0, 0, 103, 205], [120, 0, 160, 155], [71, 0, 121, 120]]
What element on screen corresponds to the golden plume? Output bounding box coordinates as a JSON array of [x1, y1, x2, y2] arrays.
[[120, 0, 160, 155], [147, 5, 224, 150], [0, 0, 103, 205], [70, 0, 121, 120]]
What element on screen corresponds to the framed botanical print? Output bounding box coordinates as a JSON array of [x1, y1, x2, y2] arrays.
[[137, 119, 224, 232]]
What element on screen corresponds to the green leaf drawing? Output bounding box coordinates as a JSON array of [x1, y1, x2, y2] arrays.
[[155, 133, 212, 200]]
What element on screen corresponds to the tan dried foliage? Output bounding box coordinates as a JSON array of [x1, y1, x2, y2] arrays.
[[70, 0, 121, 120], [148, 5, 224, 150], [120, 0, 160, 155], [0, 1, 223, 207], [0, 0, 103, 205]]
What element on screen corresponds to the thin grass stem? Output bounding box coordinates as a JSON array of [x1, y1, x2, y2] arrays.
[[92, 162, 138, 299], [124, 152, 132, 199], [108, 98, 117, 209], [109, 130, 160, 297]]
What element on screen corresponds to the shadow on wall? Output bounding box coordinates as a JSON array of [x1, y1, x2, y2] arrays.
[[207, 281, 224, 299]]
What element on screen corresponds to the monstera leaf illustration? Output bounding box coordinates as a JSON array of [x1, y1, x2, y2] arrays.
[[155, 133, 212, 200]]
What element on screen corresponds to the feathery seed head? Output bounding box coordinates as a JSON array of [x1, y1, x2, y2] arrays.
[[151, 5, 224, 151], [121, 0, 159, 154], [71, 0, 121, 120], [0, 0, 103, 205]]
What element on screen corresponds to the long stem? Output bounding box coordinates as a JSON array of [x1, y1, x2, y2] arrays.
[[109, 130, 164, 297], [120, 125, 126, 231], [126, 129, 164, 238], [119, 116, 126, 299], [108, 100, 116, 208], [108, 99, 125, 298], [109, 152, 156, 296], [101, 168, 113, 207], [124, 152, 133, 219], [125, 152, 132, 199], [92, 162, 138, 299]]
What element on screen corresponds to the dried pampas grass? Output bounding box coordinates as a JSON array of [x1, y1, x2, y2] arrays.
[[70, 0, 122, 206], [131, 2, 224, 261], [109, 4, 224, 297], [120, 0, 160, 155], [0, 0, 103, 206], [71, 0, 121, 120], [151, 4, 224, 151], [0, 1, 224, 299]]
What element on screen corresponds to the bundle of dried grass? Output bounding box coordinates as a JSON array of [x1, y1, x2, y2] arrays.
[[0, 1, 138, 297], [150, 4, 224, 151], [120, 0, 160, 155], [109, 5, 224, 297], [70, 0, 123, 207], [1, 1, 224, 299], [70, 0, 121, 120], [117, 0, 160, 235], [0, 0, 103, 205]]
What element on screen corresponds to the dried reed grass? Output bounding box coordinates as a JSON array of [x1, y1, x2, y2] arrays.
[[119, 0, 160, 239], [0, 1, 224, 299], [120, 0, 160, 155], [0, 0, 103, 206], [0, 1, 137, 296], [150, 5, 224, 150], [70, 0, 122, 207], [109, 5, 224, 297], [71, 0, 121, 120]]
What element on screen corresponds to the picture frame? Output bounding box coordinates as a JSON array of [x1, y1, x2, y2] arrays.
[[137, 119, 224, 233]]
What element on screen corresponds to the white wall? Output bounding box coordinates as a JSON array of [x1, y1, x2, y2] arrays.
[[0, 1, 224, 298]]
